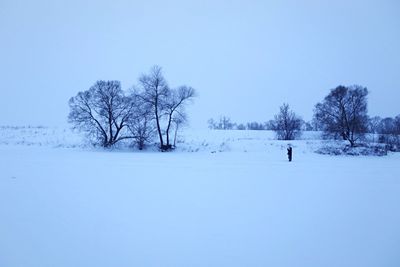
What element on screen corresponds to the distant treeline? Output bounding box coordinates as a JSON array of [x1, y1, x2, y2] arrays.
[[209, 85, 400, 151], [208, 117, 314, 131]]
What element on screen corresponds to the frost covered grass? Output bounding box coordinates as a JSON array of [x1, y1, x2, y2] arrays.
[[1, 128, 400, 267]]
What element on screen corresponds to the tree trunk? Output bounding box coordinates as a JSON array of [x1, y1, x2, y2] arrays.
[[154, 99, 164, 148], [165, 113, 173, 147], [174, 123, 179, 147]]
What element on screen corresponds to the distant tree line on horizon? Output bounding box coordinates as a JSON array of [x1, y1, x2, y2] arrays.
[[68, 66, 196, 151], [208, 85, 400, 151]]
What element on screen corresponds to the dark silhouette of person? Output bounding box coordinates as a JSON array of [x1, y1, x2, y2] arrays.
[[287, 146, 293, 162]]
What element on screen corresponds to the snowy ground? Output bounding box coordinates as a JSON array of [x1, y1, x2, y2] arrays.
[[1, 127, 400, 267]]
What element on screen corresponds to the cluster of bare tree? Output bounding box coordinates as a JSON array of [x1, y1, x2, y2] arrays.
[[207, 104, 304, 140], [312, 85, 400, 150], [272, 85, 376, 144], [69, 75, 395, 150], [208, 117, 272, 131], [208, 84, 399, 148], [68, 66, 196, 151], [207, 116, 236, 130], [368, 115, 400, 150]]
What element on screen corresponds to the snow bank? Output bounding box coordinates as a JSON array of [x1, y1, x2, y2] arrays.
[[0, 126, 84, 148]]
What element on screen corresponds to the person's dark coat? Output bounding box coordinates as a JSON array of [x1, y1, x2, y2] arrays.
[[287, 147, 293, 162]]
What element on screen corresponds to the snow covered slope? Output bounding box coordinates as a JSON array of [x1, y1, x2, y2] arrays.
[[0, 126, 84, 148], [0, 127, 399, 267], [0, 126, 321, 153]]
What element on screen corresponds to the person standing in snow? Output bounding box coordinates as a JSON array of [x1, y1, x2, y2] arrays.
[[287, 146, 293, 162]]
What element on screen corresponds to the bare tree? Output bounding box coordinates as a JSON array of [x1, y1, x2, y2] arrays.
[[264, 120, 276, 130], [138, 66, 170, 149], [237, 123, 246, 130], [126, 91, 156, 150], [164, 86, 196, 149], [314, 85, 369, 147], [377, 116, 400, 150], [303, 121, 314, 131], [311, 117, 322, 131], [368, 116, 381, 142], [68, 80, 133, 147], [378, 117, 395, 135], [272, 103, 303, 140], [172, 112, 187, 147], [207, 116, 234, 130], [395, 115, 400, 134], [137, 66, 196, 151], [220, 116, 235, 130], [246, 122, 261, 130], [207, 118, 216, 129]]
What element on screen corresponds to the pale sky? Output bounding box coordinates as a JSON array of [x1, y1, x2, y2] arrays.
[[1, 0, 399, 128]]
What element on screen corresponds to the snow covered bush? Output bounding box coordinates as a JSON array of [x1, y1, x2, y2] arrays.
[[315, 142, 387, 156]]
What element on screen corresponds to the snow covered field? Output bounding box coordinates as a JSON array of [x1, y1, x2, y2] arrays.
[[1, 127, 400, 267]]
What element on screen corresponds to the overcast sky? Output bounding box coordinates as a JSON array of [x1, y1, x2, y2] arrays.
[[1, 0, 399, 128]]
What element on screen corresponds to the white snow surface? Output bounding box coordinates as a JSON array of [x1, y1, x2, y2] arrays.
[[1, 127, 400, 267]]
